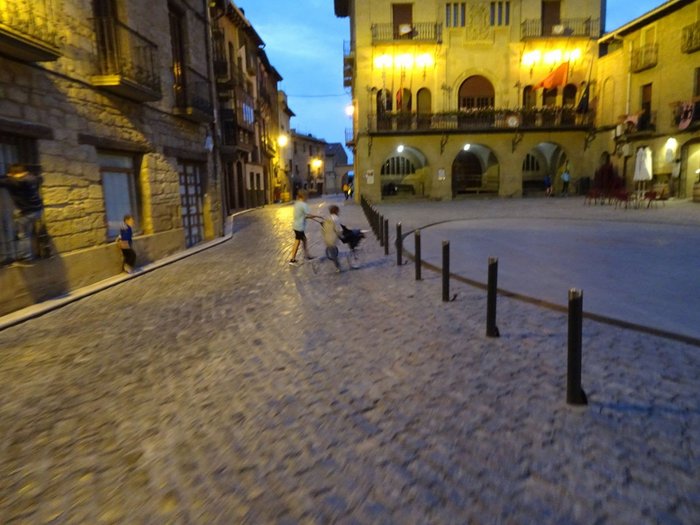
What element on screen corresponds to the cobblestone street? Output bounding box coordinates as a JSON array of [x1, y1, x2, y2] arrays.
[[0, 198, 698, 524]]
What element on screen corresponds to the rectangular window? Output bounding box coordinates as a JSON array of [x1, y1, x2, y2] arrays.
[[446, 3, 466, 28], [490, 1, 510, 26], [98, 151, 140, 239], [178, 161, 204, 247], [169, 4, 187, 108], [1, 134, 38, 264]]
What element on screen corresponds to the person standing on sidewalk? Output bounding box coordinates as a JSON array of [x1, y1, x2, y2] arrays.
[[117, 214, 137, 273], [0, 164, 44, 263], [289, 190, 320, 265]]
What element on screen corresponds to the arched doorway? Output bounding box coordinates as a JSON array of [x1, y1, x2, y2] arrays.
[[458, 75, 494, 109], [521, 142, 569, 196], [680, 138, 700, 199], [451, 144, 499, 196], [380, 145, 427, 196]]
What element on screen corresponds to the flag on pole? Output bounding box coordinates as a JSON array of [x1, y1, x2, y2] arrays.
[[576, 84, 590, 114], [535, 62, 569, 90]]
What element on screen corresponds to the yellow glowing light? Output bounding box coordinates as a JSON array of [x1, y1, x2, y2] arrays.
[[311, 158, 323, 169], [523, 48, 582, 66], [543, 50, 562, 65], [277, 134, 289, 147], [395, 53, 414, 68], [374, 54, 393, 69], [415, 53, 434, 68], [522, 51, 541, 67], [345, 104, 355, 117], [567, 49, 582, 61]]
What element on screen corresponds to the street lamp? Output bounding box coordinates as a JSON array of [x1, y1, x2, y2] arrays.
[[277, 133, 289, 148]]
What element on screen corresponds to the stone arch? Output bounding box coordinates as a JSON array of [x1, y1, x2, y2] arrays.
[[521, 142, 571, 195], [451, 143, 499, 196], [380, 145, 427, 195], [601, 77, 617, 126], [458, 75, 495, 109], [417, 87, 432, 127]]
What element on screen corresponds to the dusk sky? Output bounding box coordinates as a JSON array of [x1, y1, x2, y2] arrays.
[[238, 0, 669, 158]]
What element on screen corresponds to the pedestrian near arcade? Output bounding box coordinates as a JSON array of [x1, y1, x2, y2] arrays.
[[117, 214, 137, 273], [561, 163, 571, 196], [289, 190, 320, 265], [0, 163, 44, 263]]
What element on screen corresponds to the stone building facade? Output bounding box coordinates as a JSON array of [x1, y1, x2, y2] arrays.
[[336, 0, 606, 201], [596, 0, 700, 199], [0, 0, 287, 315], [290, 131, 329, 197]]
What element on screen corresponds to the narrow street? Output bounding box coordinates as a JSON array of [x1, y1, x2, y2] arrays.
[[0, 199, 698, 524]]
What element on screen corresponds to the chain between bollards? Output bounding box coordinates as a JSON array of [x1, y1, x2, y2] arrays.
[[396, 222, 403, 265], [486, 257, 500, 337], [415, 230, 421, 280], [567, 288, 588, 406]]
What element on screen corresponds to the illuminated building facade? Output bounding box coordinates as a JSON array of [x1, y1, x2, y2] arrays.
[[336, 0, 607, 200]]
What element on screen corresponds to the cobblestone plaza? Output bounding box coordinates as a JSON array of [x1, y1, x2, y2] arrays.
[[0, 198, 698, 524]]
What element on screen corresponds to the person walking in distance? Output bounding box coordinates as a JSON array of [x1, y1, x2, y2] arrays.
[[289, 190, 320, 265], [0, 164, 44, 263], [117, 214, 137, 273]]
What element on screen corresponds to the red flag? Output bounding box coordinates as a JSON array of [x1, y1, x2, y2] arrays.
[[535, 62, 569, 89]]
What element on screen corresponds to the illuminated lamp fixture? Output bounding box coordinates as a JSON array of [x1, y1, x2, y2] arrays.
[[397, 144, 405, 153], [463, 144, 471, 151]]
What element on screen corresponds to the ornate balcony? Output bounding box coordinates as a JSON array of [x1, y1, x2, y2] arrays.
[[367, 107, 591, 133], [91, 17, 161, 102], [371, 22, 442, 44], [631, 43, 658, 73], [521, 18, 600, 39], [343, 40, 354, 88], [345, 128, 355, 147], [173, 66, 213, 123], [681, 21, 700, 54], [0, 0, 60, 62]]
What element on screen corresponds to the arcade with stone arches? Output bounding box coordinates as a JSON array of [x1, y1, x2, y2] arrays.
[[363, 132, 593, 201]]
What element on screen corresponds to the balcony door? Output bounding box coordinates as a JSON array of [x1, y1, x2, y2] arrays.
[[542, 1, 561, 36], [393, 4, 413, 38]]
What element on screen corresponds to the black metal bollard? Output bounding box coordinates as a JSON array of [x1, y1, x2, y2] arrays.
[[415, 229, 422, 280], [442, 241, 450, 302], [379, 214, 385, 246], [567, 288, 588, 405], [396, 222, 403, 265], [486, 257, 500, 337], [384, 218, 389, 256]]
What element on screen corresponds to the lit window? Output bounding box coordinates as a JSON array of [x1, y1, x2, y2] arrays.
[[98, 151, 141, 239]]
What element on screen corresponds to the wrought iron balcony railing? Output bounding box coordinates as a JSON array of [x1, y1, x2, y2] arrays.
[[0, 0, 60, 62], [345, 128, 355, 146], [371, 22, 442, 43], [367, 107, 592, 133], [211, 27, 228, 78], [173, 66, 213, 123], [521, 18, 600, 39], [92, 16, 161, 101], [681, 21, 700, 54], [631, 43, 658, 72]]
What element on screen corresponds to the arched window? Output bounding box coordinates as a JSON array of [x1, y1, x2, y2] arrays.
[[377, 89, 392, 113], [522, 85, 535, 108], [381, 156, 416, 176], [543, 87, 557, 107], [522, 154, 541, 172], [459, 75, 495, 109], [396, 88, 412, 112], [563, 84, 577, 106], [417, 88, 431, 114]]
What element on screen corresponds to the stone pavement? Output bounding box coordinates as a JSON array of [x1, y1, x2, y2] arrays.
[[0, 196, 698, 524]]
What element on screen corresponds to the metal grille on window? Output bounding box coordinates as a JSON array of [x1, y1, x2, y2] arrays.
[[179, 162, 204, 247]]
